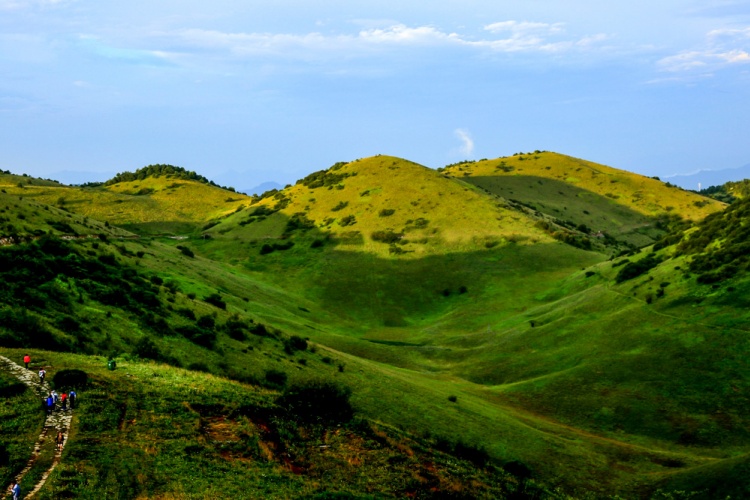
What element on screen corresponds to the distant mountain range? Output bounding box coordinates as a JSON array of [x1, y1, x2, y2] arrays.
[[664, 162, 750, 190], [242, 181, 283, 195]]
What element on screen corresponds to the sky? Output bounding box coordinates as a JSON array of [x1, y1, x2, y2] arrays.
[[1, 1, 750, 191]]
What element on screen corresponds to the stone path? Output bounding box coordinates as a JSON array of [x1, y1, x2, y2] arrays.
[[0, 355, 73, 499]]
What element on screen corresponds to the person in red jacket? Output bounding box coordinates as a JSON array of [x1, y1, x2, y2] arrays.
[[23, 354, 30, 369]]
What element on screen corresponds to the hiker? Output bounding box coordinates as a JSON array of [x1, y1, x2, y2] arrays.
[[23, 353, 30, 369], [56, 431, 64, 451], [46, 394, 54, 414], [69, 390, 77, 409], [8, 480, 20, 500], [61, 392, 68, 411], [51, 390, 58, 405], [38, 368, 46, 383]]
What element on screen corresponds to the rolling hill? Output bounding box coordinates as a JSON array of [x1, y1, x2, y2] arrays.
[[442, 151, 725, 248], [0, 165, 250, 235], [1, 154, 748, 498]]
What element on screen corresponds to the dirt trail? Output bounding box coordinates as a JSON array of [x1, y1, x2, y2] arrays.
[[0, 355, 73, 499]]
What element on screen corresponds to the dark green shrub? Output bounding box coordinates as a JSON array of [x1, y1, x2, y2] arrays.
[[615, 254, 662, 283], [371, 230, 402, 244], [203, 293, 226, 310], [331, 201, 349, 212], [248, 323, 270, 337], [52, 369, 89, 390], [338, 215, 356, 227], [284, 335, 308, 354], [276, 380, 354, 425], [176, 245, 194, 258], [260, 243, 274, 255], [264, 369, 288, 389], [378, 209, 395, 217], [197, 315, 215, 330], [176, 307, 196, 320], [187, 362, 210, 373], [134, 337, 160, 360]]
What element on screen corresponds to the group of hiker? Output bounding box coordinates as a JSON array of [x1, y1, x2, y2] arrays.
[[45, 389, 76, 413], [21, 354, 78, 414], [8, 354, 79, 499]]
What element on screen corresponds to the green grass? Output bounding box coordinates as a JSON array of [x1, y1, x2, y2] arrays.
[[2, 156, 750, 497], [0, 174, 249, 236], [442, 152, 724, 222], [1, 348, 556, 499], [0, 369, 45, 488]]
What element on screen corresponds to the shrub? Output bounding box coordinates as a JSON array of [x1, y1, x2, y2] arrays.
[[338, 215, 356, 227], [134, 337, 160, 360], [51, 369, 88, 390], [176, 245, 194, 258], [203, 293, 226, 310], [284, 335, 308, 354], [379, 209, 395, 217], [371, 230, 402, 244], [276, 380, 354, 425], [196, 315, 215, 330], [187, 362, 210, 373], [176, 307, 196, 320], [331, 201, 349, 212], [264, 369, 288, 389], [248, 323, 270, 337], [615, 254, 662, 283]]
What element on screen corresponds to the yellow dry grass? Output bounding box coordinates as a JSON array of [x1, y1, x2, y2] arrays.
[[444, 152, 725, 220]]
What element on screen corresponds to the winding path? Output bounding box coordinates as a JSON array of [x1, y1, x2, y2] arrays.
[[0, 355, 73, 499]]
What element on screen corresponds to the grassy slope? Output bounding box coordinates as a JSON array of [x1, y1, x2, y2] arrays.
[[3, 157, 750, 497], [0, 190, 133, 240], [444, 152, 724, 246], [0, 173, 249, 235], [207, 155, 556, 258], [1, 348, 548, 500]]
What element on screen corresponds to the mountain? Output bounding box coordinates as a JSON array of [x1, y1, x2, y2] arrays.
[[2, 153, 749, 498], [1, 166, 250, 235], [244, 180, 283, 195], [664, 162, 750, 190]]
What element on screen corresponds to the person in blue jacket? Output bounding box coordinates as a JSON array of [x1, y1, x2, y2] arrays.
[[8, 480, 20, 500], [46, 394, 55, 414]]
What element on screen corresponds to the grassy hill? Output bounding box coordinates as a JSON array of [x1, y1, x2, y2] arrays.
[[0, 168, 249, 235], [204, 155, 563, 259], [442, 152, 724, 248], [2, 155, 750, 498], [1, 189, 132, 242], [2, 348, 554, 499]]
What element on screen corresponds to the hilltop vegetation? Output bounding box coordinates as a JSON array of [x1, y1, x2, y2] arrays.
[[442, 152, 724, 249], [2, 153, 749, 498], [0, 167, 250, 235]]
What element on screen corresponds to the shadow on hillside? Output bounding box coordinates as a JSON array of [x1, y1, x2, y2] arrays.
[[201, 209, 603, 329], [467, 175, 670, 247]]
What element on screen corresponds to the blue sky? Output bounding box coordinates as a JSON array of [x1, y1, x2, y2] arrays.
[[1, 1, 749, 190]]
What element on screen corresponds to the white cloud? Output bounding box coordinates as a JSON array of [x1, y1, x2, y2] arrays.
[[141, 21, 609, 64], [0, 0, 67, 10], [484, 21, 565, 36], [454, 128, 474, 157], [658, 26, 750, 72]]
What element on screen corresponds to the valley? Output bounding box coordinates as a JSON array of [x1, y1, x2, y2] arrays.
[[1, 153, 749, 498]]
